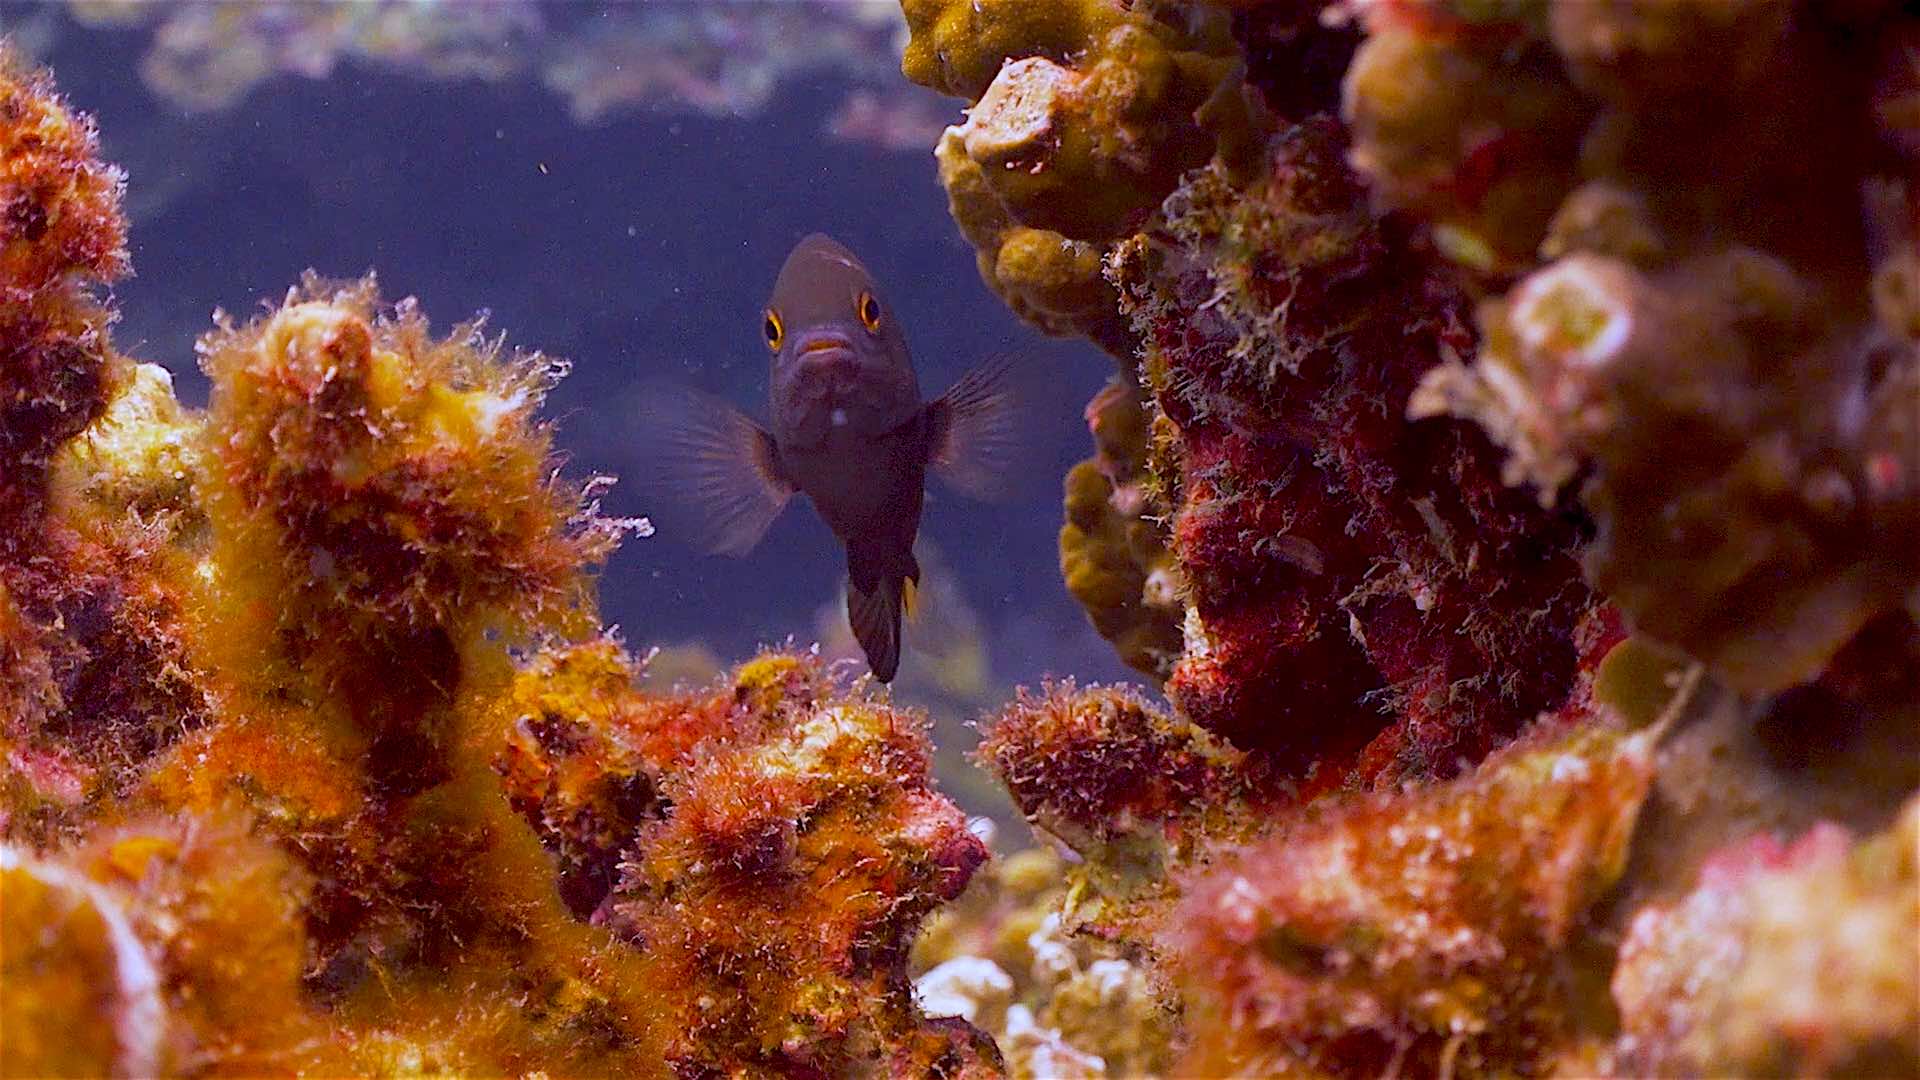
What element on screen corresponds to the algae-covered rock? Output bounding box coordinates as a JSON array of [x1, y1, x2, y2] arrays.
[[1168, 718, 1658, 1078], [1606, 798, 1920, 1078]]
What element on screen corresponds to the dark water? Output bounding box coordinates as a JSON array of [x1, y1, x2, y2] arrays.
[[29, 4, 1138, 770]]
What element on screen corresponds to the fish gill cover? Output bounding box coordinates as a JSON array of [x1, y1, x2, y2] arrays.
[[3, 2, 1920, 1079]]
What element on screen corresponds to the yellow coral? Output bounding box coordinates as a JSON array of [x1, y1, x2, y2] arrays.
[[916, 4, 1238, 356], [1059, 381, 1183, 681], [900, 0, 1127, 101]]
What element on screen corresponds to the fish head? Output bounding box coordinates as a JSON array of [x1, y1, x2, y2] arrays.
[[764, 233, 920, 444]]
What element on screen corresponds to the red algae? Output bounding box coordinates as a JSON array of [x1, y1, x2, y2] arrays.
[[979, 681, 1250, 851], [0, 47, 126, 529], [0, 47, 204, 848]]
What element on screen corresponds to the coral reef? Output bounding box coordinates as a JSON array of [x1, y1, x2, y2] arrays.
[[9, 0, 1920, 1073], [70, 0, 536, 113], [914, 2, 1600, 790], [912, 2, 1920, 1078], [0, 49, 995, 1079]]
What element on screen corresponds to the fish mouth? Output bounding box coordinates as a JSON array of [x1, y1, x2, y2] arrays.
[[797, 330, 855, 357]]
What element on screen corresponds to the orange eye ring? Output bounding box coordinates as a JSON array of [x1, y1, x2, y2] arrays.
[[763, 308, 784, 350], [857, 291, 882, 333]]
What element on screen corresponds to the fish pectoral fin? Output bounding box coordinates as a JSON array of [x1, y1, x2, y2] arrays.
[[628, 379, 795, 557], [924, 354, 1031, 502], [900, 576, 919, 623], [847, 575, 905, 684]]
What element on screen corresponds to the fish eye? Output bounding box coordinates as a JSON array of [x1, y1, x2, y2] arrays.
[[763, 308, 784, 351], [857, 291, 882, 333]]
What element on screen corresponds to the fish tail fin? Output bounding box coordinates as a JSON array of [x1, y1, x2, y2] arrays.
[[847, 549, 919, 683], [924, 353, 1034, 502], [627, 379, 795, 556]]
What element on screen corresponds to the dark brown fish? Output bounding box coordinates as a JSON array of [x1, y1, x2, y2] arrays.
[[632, 233, 1022, 682]]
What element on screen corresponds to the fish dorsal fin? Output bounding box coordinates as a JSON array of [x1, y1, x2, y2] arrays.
[[925, 354, 1028, 502], [628, 380, 795, 557]]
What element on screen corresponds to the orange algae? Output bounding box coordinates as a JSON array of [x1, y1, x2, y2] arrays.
[[607, 650, 993, 1076], [1, 848, 141, 1077], [0, 45, 204, 848], [122, 272, 670, 1075]]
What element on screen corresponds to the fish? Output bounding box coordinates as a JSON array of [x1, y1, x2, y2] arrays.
[[631, 232, 1024, 683], [815, 538, 996, 704]]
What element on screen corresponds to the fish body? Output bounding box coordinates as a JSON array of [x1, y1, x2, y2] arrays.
[[633, 233, 1020, 682]]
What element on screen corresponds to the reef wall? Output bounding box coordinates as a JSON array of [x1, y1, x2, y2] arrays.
[[905, 0, 1919, 1076], [0, 49, 997, 1079]]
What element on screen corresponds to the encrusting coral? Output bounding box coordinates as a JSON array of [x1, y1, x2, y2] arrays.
[[917, 0, 1244, 358], [0, 47, 999, 1079]]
